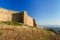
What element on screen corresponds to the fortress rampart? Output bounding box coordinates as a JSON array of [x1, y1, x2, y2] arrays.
[[0, 8, 37, 26]]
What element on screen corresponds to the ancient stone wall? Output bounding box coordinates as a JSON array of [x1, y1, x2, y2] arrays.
[[27, 16, 33, 26], [12, 13, 21, 22], [21, 11, 36, 26], [0, 8, 37, 26], [0, 13, 12, 21], [33, 19, 37, 26], [0, 12, 12, 21], [0, 8, 18, 21]]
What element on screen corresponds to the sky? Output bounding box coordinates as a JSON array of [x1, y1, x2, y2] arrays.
[[0, 0, 60, 25]]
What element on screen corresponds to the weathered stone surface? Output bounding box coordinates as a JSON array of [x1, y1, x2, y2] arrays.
[[0, 8, 37, 26]]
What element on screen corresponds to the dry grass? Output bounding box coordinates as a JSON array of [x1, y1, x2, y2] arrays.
[[0, 24, 59, 40]]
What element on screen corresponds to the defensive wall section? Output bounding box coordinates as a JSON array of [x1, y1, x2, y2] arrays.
[[0, 8, 37, 26]]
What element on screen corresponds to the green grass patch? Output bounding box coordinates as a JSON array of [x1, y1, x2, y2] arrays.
[[0, 21, 23, 26]]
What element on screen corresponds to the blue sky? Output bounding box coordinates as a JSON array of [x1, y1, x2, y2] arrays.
[[0, 0, 60, 25]]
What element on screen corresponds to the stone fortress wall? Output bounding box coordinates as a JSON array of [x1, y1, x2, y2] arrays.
[[0, 8, 37, 26], [0, 8, 12, 21], [22, 11, 34, 26]]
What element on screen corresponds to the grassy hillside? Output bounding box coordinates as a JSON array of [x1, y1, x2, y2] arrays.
[[0, 21, 59, 40]]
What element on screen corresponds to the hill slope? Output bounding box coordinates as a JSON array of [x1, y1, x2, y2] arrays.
[[0, 22, 59, 40]]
